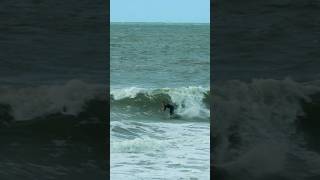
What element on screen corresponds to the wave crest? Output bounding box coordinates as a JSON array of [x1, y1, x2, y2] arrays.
[[0, 80, 106, 121], [111, 86, 210, 119], [213, 78, 320, 178]]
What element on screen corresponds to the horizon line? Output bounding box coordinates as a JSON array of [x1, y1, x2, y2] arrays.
[[110, 21, 210, 24]]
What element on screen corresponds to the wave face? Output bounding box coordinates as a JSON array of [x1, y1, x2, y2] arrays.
[[213, 78, 320, 179], [111, 86, 210, 120], [0, 80, 107, 121]]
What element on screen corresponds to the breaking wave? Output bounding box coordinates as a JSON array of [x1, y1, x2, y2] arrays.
[[0, 79, 107, 122], [213, 78, 320, 179], [111, 86, 210, 119]]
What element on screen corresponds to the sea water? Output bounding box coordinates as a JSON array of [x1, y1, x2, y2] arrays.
[[110, 23, 210, 179], [212, 1, 320, 179]]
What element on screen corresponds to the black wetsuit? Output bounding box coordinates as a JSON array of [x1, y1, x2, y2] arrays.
[[163, 104, 175, 115]]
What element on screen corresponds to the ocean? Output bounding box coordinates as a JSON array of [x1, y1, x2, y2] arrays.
[[110, 23, 210, 179], [2, 1, 320, 179], [0, 0, 108, 179], [213, 1, 320, 179]]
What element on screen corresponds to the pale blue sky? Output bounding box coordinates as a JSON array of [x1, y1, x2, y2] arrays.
[[111, 0, 210, 23]]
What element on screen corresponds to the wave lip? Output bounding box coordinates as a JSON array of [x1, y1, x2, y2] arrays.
[[111, 86, 210, 119], [0, 80, 106, 121]]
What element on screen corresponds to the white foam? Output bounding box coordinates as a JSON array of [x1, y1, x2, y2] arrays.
[[0, 79, 105, 120], [166, 86, 209, 118], [213, 78, 320, 178], [111, 87, 147, 100], [111, 86, 210, 119], [111, 136, 167, 153], [111, 122, 210, 179]]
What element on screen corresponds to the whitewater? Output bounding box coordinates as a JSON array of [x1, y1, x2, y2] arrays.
[[110, 23, 210, 179]]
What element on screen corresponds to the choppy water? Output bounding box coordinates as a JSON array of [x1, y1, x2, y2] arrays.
[[213, 1, 320, 179], [110, 23, 210, 179], [0, 0, 107, 179]]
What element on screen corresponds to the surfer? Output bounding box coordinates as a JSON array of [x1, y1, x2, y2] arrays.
[[161, 101, 175, 115]]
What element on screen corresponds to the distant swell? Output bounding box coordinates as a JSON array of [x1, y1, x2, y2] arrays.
[[111, 86, 210, 119]]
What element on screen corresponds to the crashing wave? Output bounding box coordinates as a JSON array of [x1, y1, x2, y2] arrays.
[[0, 80, 107, 121], [111, 86, 210, 119], [212, 78, 320, 179]]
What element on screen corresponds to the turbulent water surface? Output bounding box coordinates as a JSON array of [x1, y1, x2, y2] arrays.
[[110, 23, 210, 179], [0, 0, 107, 179], [213, 1, 320, 180]]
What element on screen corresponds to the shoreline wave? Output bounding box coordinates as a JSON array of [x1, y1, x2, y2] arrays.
[[111, 86, 210, 119], [0, 80, 107, 122], [212, 78, 320, 179]]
